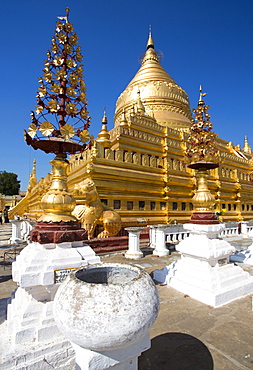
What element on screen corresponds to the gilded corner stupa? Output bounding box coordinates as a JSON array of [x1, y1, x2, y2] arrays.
[[10, 29, 253, 229]]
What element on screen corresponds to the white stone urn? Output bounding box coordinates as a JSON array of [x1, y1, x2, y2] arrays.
[[53, 263, 160, 369]]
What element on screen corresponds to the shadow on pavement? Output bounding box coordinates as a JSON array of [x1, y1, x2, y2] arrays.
[[0, 274, 12, 283], [139, 332, 214, 370], [0, 297, 8, 324]]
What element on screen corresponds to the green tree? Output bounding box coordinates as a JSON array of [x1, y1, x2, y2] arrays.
[[0, 171, 20, 195]]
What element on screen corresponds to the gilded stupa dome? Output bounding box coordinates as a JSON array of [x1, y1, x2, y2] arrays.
[[114, 32, 192, 130]]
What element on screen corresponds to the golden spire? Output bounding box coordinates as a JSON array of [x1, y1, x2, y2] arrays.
[[146, 25, 154, 49], [27, 159, 37, 191], [102, 107, 108, 124], [243, 135, 251, 154], [96, 108, 112, 148], [120, 108, 128, 126], [115, 30, 191, 129]]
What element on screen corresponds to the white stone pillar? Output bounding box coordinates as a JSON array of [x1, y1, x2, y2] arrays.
[[9, 219, 23, 244], [240, 221, 249, 238], [153, 225, 170, 257], [148, 225, 157, 248], [125, 227, 144, 259]]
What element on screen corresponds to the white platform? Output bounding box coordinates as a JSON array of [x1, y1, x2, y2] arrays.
[[0, 240, 100, 369], [154, 223, 253, 308]]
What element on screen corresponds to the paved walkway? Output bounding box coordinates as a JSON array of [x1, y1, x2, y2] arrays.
[[1, 226, 253, 369]]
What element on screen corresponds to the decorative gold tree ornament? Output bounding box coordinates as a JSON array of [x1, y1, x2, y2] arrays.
[[186, 86, 220, 224], [186, 86, 219, 165], [24, 7, 91, 154], [24, 8, 89, 243]]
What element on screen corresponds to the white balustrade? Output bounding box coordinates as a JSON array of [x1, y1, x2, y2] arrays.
[[9, 219, 23, 244], [9, 217, 36, 244], [150, 221, 253, 254]]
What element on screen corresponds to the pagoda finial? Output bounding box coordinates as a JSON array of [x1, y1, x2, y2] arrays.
[[97, 108, 111, 148], [57, 7, 70, 23], [102, 107, 108, 124], [198, 85, 208, 103], [243, 135, 252, 154], [146, 25, 154, 49]]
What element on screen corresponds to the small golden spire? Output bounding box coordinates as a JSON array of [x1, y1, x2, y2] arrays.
[[97, 108, 111, 148], [120, 108, 128, 126], [136, 90, 145, 115], [243, 135, 251, 154], [27, 159, 37, 191], [146, 25, 154, 49], [102, 107, 108, 124]]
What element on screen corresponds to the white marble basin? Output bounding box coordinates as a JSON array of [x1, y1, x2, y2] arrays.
[[53, 263, 159, 351]]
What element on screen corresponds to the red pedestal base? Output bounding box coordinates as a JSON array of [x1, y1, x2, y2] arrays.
[[190, 212, 219, 225], [30, 221, 88, 244]]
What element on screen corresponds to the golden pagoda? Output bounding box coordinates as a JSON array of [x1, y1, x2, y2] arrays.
[[10, 30, 253, 230]]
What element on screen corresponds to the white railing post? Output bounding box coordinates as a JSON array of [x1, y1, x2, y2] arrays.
[[9, 218, 23, 244], [125, 227, 144, 259], [240, 221, 249, 238], [153, 225, 170, 257], [9, 217, 36, 244], [148, 225, 157, 249]]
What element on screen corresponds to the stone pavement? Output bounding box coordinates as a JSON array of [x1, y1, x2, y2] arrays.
[[1, 225, 253, 369]]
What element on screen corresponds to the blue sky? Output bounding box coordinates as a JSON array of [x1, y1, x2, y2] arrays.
[[1, 0, 253, 190]]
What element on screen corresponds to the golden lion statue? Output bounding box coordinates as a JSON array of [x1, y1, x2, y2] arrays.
[[72, 178, 121, 239]]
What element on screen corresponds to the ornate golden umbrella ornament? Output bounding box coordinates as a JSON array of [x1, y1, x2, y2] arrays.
[[185, 86, 220, 225], [24, 8, 91, 242]]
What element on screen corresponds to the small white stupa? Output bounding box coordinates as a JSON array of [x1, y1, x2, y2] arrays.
[[154, 88, 253, 307]]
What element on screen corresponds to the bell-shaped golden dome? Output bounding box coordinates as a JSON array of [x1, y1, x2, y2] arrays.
[[115, 32, 192, 130]]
